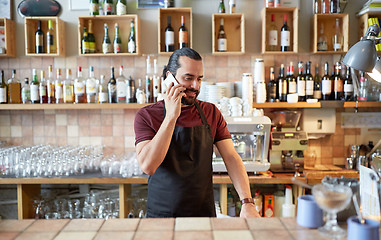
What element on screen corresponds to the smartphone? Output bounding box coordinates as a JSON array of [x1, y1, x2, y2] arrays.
[[163, 73, 179, 90]]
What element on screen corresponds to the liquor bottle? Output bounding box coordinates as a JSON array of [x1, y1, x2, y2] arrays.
[[165, 16, 175, 52], [8, 69, 22, 104], [136, 79, 146, 104], [321, 0, 329, 14], [114, 23, 122, 54], [88, 20, 96, 53], [30, 69, 40, 104], [55, 69, 63, 103], [102, 23, 112, 54], [116, 65, 126, 103], [126, 75, 136, 103], [108, 67, 117, 103], [153, 59, 160, 102], [269, 14, 278, 51], [277, 64, 287, 102], [86, 66, 98, 103], [128, 20, 136, 53], [280, 14, 290, 52], [47, 65, 55, 104], [82, 27, 90, 54], [74, 66, 86, 103], [314, 0, 321, 14], [46, 20, 56, 54], [218, 0, 226, 13], [229, 0, 236, 14], [332, 18, 343, 52], [39, 70, 48, 103], [332, 62, 343, 100], [317, 23, 328, 51], [286, 62, 297, 95], [296, 61, 306, 101], [313, 64, 322, 100], [103, 0, 113, 15], [98, 75, 108, 103], [343, 66, 354, 101], [116, 0, 127, 15], [330, 0, 339, 13], [358, 71, 368, 102], [267, 67, 277, 102], [217, 18, 227, 52], [63, 69, 74, 103], [22, 78, 31, 104], [305, 61, 314, 100], [0, 70, 7, 104], [145, 76, 153, 103], [179, 15, 188, 49], [321, 62, 331, 100], [90, 0, 99, 15], [35, 20, 44, 54]]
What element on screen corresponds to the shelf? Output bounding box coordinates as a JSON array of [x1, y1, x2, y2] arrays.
[[312, 51, 347, 55], [253, 102, 321, 108], [357, 12, 381, 41], [261, 7, 298, 54], [343, 101, 381, 108], [158, 8, 192, 55], [0, 18, 16, 57], [0, 103, 150, 110], [212, 13, 245, 54], [78, 15, 140, 56], [25, 17, 65, 57]]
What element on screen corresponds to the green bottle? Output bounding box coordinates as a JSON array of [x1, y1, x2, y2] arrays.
[[128, 20, 136, 53], [218, 0, 226, 13], [81, 27, 89, 54], [88, 20, 96, 53], [102, 23, 111, 54], [90, 0, 99, 15], [114, 23, 122, 53]]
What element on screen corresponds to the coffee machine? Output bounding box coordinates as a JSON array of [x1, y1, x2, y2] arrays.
[[212, 116, 271, 174], [269, 111, 308, 172]]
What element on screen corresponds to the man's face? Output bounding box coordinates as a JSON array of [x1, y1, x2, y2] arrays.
[[174, 56, 203, 105]]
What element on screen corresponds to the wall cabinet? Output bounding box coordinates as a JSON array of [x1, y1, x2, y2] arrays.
[[0, 18, 16, 57]]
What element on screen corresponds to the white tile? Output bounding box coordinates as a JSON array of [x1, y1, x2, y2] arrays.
[[213, 230, 253, 240], [175, 218, 211, 231], [11, 126, 22, 137], [0, 126, 11, 137], [67, 125, 79, 137], [90, 137, 102, 146], [56, 114, 67, 126], [0, 115, 10, 126], [54, 232, 96, 240], [54, 58, 66, 69], [44, 110, 56, 114], [65, 57, 77, 69], [125, 136, 135, 148], [79, 137, 91, 145]]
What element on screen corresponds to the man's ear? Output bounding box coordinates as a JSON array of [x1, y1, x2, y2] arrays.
[[166, 71, 170, 78]]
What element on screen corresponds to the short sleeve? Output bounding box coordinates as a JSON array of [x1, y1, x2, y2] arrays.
[[134, 108, 156, 145], [212, 105, 231, 143]]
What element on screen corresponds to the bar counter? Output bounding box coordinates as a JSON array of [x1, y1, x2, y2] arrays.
[[0, 217, 352, 240]]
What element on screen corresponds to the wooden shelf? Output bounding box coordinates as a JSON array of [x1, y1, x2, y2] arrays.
[[261, 7, 298, 54], [358, 12, 381, 41], [25, 17, 65, 57], [158, 8, 192, 55], [78, 15, 140, 56], [0, 18, 16, 57], [253, 102, 321, 108], [212, 13, 245, 54], [0, 103, 150, 110], [343, 101, 381, 108]]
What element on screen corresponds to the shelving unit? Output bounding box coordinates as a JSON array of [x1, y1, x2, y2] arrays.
[[212, 13, 245, 55], [358, 12, 381, 41], [311, 13, 349, 54], [78, 15, 140, 56], [261, 7, 298, 54], [158, 8, 192, 56], [0, 18, 16, 57], [24, 17, 65, 57]]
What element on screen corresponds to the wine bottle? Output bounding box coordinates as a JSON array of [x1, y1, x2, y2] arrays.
[[90, 0, 99, 15], [296, 61, 306, 102], [0, 70, 7, 104], [280, 14, 290, 52], [39, 70, 48, 103], [332, 62, 343, 100], [228, 0, 236, 14], [116, 65, 126, 103], [305, 61, 314, 100], [165, 16, 175, 52], [317, 23, 328, 51], [8, 69, 22, 104], [321, 0, 330, 14], [88, 20, 96, 53], [46, 20, 56, 54], [22, 78, 31, 104], [108, 67, 117, 103], [269, 14, 278, 51], [55, 69, 63, 104], [86, 66, 97, 103], [47, 65, 55, 104], [313, 64, 322, 100], [217, 18, 227, 52], [74, 66, 86, 104], [114, 23, 122, 54], [153, 59, 160, 102], [344, 66, 354, 101], [277, 64, 287, 102], [321, 62, 331, 100], [218, 0, 226, 13], [330, 0, 339, 13], [102, 23, 112, 54], [126, 75, 136, 103], [286, 62, 296, 95], [30, 69, 40, 104], [104, 0, 113, 15], [128, 20, 136, 53], [358, 72, 368, 101], [116, 0, 127, 15], [98, 75, 108, 103], [179, 15, 188, 49], [35, 20, 44, 54], [332, 18, 343, 52], [267, 67, 277, 102], [63, 69, 74, 104], [82, 27, 89, 54]]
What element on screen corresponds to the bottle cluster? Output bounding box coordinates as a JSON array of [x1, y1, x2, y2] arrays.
[[164, 15, 189, 52], [314, 0, 341, 14], [89, 0, 127, 16], [267, 13, 291, 52], [34, 20, 56, 54]]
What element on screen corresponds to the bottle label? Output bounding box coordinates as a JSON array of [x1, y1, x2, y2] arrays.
[[116, 2, 127, 15], [165, 31, 174, 45], [47, 34, 54, 47], [288, 81, 297, 94], [104, 3, 113, 14], [39, 85, 46, 97], [128, 39, 136, 53], [305, 81, 314, 95], [117, 81, 126, 98], [82, 42, 90, 54], [36, 35, 43, 48], [99, 92, 108, 103], [74, 81, 85, 94], [297, 80, 306, 96], [22, 89, 30, 102], [322, 79, 332, 95], [102, 43, 111, 54], [0, 88, 6, 102], [334, 43, 341, 51], [334, 80, 343, 92], [269, 30, 277, 46], [86, 80, 97, 94], [114, 43, 121, 53], [313, 90, 322, 99], [280, 31, 290, 47], [55, 83, 62, 99], [30, 85, 39, 101], [179, 31, 188, 44], [47, 82, 54, 97], [64, 85, 74, 100], [153, 76, 160, 98], [344, 83, 353, 93], [136, 89, 146, 104], [89, 42, 96, 52], [90, 3, 99, 14], [218, 38, 227, 51]]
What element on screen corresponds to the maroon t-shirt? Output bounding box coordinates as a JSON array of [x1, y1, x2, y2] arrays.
[[134, 100, 231, 145]]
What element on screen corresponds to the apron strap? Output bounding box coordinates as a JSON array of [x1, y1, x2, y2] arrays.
[[163, 101, 209, 127]]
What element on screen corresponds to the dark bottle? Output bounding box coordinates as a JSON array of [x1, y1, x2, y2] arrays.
[[217, 18, 227, 52], [321, 62, 331, 100], [90, 0, 99, 15], [145, 76, 153, 103], [179, 15, 188, 49], [267, 67, 278, 102], [330, 0, 339, 13], [35, 20, 44, 54], [102, 23, 112, 54], [82, 27, 89, 54], [313, 64, 322, 100], [108, 67, 117, 103], [305, 61, 314, 100], [218, 0, 226, 13], [332, 62, 344, 100], [126, 75, 136, 103], [0, 70, 7, 104], [104, 0, 113, 15], [286, 62, 296, 95], [88, 20, 96, 53], [165, 16, 175, 52], [128, 20, 136, 53], [280, 14, 290, 52], [277, 64, 287, 102], [343, 66, 354, 101], [296, 61, 306, 102]]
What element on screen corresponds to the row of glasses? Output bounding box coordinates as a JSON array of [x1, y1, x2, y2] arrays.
[[100, 152, 143, 178]]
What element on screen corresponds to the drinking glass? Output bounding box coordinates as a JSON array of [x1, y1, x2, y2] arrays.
[[312, 183, 352, 238]]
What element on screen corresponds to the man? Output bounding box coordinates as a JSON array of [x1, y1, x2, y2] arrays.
[[134, 48, 260, 218]]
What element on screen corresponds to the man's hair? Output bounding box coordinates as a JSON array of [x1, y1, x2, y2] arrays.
[[162, 48, 202, 79]]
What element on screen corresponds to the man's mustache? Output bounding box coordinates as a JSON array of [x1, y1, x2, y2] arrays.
[[184, 89, 199, 95]]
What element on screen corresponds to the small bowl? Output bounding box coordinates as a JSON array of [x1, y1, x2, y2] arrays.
[[287, 94, 298, 103]]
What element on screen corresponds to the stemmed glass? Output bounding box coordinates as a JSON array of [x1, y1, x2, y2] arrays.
[[312, 183, 352, 239]]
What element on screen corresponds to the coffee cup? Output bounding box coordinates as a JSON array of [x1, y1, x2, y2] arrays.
[[296, 195, 323, 228], [347, 216, 380, 240]]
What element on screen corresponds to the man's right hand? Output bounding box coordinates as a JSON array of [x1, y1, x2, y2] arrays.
[[163, 83, 186, 120]]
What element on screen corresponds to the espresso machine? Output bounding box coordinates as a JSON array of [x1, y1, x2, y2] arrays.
[[212, 116, 271, 174], [269, 111, 308, 172]]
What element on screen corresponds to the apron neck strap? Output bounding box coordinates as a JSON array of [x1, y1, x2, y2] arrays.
[[163, 100, 209, 126]]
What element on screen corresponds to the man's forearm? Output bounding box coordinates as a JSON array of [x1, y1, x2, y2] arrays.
[[225, 153, 252, 200]]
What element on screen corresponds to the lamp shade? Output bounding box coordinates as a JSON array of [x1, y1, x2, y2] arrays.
[[367, 58, 381, 82], [342, 39, 377, 72]]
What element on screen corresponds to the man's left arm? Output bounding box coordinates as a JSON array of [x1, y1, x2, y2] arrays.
[[215, 139, 261, 218]]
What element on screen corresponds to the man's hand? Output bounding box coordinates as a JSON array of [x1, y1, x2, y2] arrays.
[[163, 83, 186, 120], [240, 203, 261, 218]]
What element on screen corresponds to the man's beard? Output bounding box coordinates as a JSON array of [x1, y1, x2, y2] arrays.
[[181, 89, 199, 105]]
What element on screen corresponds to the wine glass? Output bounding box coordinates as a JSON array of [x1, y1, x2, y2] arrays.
[[312, 183, 352, 239]]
